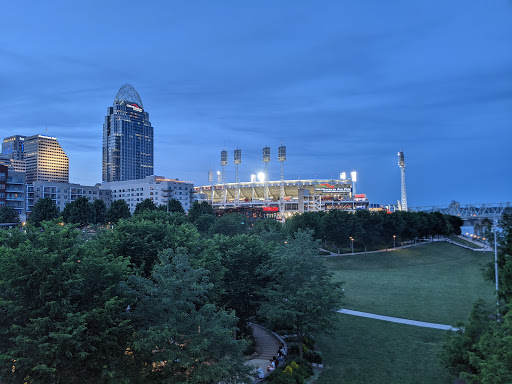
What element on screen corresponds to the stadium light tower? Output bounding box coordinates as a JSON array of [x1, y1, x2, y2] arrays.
[[278, 144, 286, 221], [221, 150, 228, 207], [398, 151, 408, 211], [263, 146, 271, 205], [234, 149, 241, 207], [208, 169, 214, 205]]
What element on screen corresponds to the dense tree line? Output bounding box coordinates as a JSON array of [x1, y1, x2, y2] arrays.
[[0, 201, 343, 383], [284, 210, 463, 251], [441, 208, 512, 383]]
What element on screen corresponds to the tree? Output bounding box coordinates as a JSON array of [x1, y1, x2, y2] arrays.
[[28, 197, 60, 226], [188, 201, 214, 223], [259, 229, 344, 359], [0, 220, 131, 383], [161, 198, 185, 214], [215, 234, 271, 333], [62, 196, 95, 227], [441, 300, 492, 379], [92, 199, 107, 224], [208, 213, 248, 237], [134, 198, 158, 215], [125, 249, 252, 383], [101, 217, 200, 276], [0, 206, 19, 224], [105, 199, 131, 223], [193, 214, 217, 234]]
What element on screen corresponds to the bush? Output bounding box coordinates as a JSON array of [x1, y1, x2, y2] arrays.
[[304, 350, 322, 364]]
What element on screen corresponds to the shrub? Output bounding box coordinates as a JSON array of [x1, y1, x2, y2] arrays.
[[304, 350, 323, 364]]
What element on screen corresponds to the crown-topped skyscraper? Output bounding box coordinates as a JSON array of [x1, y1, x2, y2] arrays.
[[102, 84, 154, 182]]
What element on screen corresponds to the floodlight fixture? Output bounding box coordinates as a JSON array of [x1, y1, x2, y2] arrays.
[[257, 172, 265, 183], [221, 150, 228, 165], [234, 149, 242, 164], [263, 146, 271, 162], [350, 171, 357, 182]]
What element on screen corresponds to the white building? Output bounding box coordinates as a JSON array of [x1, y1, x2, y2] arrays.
[[103, 175, 194, 212], [27, 182, 111, 213]]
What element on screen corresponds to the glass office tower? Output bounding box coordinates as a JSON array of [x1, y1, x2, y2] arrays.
[[102, 84, 154, 182]]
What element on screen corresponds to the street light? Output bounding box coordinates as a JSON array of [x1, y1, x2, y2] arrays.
[[393, 235, 396, 249], [349, 237, 354, 254], [493, 219, 500, 321]]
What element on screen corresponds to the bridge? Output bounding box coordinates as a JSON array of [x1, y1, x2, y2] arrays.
[[409, 201, 510, 225]]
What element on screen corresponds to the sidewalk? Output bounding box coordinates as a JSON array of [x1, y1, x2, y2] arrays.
[[338, 309, 460, 331], [247, 324, 282, 380]]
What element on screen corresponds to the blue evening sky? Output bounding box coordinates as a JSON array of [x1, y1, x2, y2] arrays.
[[1, 1, 511, 206]]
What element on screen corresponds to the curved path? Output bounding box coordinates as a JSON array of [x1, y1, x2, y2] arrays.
[[338, 309, 460, 331], [247, 324, 283, 381]]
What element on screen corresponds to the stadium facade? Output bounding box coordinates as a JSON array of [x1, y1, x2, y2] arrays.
[[194, 178, 371, 218]]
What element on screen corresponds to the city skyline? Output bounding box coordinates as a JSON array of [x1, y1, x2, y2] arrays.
[[1, 1, 511, 206]]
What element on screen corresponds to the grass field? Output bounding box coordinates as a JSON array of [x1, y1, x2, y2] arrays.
[[315, 242, 495, 384], [325, 242, 495, 324]]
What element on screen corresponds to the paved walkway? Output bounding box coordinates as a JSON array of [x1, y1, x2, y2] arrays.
[[338, 309, 460, 331], [247, 324, 282, 380]]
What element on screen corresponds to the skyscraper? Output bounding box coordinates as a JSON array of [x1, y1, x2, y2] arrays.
[[102, 84, 154, 182], [23, 135, 69, 183]]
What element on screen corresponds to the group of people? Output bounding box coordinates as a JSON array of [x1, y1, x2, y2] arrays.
[[267, 344, 287, 372]]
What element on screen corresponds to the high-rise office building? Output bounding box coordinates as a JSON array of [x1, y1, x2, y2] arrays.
[[23, 135, 69, 183], [2, 135, 26, 160], [102, 84, 154, 182]]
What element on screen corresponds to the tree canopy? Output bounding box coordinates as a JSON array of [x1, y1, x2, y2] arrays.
[[259, 229, 344, 359], [0, 206, 19, 224], [28, 197, 59, 226]]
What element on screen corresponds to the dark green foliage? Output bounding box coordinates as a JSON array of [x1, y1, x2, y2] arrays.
[[214, 234, 271, 331], [92, 199, 107, 224], [285, 210, 463, 251], [102, 216, 200, 276], [194, 213, 217, 234], [124, 249, 252, 383], [133, 198, 158, 215], [28, 196, 59, 226], [259, 229, 344, 359], [62, 196, 95, 227], [160, 197, 185, 214], [208, 213, 248, 237], [252, 218, 286, 244], [0, 206, 19, 224], [105, 199, 131, 223], [285, 211, 324, 238], [442, 208, 512, 382], [188, 201, 214, 223], [0, 221, 131, 383]]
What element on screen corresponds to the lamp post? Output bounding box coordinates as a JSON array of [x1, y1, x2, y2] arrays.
[[393, 235, 396, 249], [493, 219, 500, 321], [350, 237, 354, 254]]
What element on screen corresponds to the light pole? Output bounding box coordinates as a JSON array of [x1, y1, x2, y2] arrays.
[[350, 237, 354, 254], [393, 235, 396, 249], [493, 219, 500, 321]]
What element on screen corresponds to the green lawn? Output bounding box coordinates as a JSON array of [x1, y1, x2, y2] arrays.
[[316, 316, 451, 384], [325, 242, 495, 324], [315, 242, 495, 384]]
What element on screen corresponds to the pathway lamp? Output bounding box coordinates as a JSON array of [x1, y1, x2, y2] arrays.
[[393, 235, 396, 249], [349, 237, 354, 254]]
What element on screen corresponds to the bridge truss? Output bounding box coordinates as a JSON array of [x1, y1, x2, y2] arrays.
[[409, 201, 511, 220]]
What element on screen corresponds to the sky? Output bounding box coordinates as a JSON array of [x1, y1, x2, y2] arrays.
[[1, 1, 511, 207]]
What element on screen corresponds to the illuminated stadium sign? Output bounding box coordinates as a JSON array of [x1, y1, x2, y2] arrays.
[[315, 183, 351, 193]]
